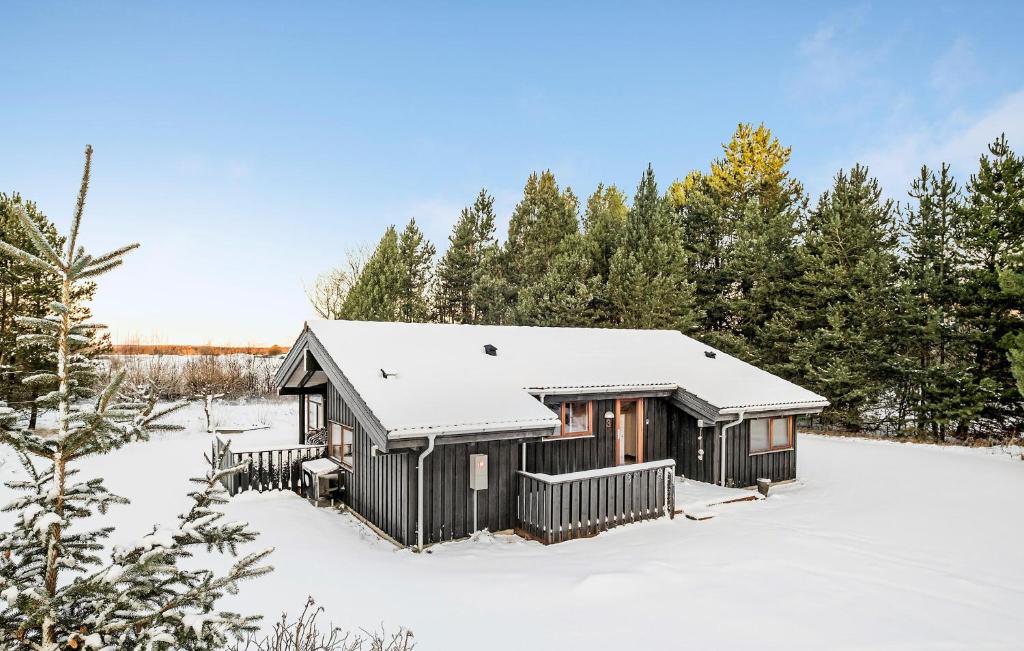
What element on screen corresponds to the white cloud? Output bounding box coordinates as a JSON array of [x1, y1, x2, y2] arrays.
[[855, 89, 1024, 198]]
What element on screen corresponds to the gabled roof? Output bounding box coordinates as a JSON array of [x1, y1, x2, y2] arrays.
[[276, 320, 828, 443]]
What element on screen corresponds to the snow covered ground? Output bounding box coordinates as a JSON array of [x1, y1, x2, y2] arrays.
[[2, 400, 1022, 649]]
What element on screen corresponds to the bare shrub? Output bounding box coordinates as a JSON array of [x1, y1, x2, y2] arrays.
[[306, 247, 369, 319], [101, 352, 282, 399], [106, 353, 184, 397], [234, 597, 414, 651]]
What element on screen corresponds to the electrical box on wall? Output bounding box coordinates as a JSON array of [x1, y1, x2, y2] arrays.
[[469, 454, 488, 490]]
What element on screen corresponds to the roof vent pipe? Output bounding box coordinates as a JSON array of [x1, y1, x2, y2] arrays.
[[483, 344, 498, 356]]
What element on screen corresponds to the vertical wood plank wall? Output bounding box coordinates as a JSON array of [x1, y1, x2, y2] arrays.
[[420, 438, 523, 545], [669, 407, 716, 484], [716, 420, 798, 488], [325, 384, 416, 546], [524, 398, 674, 475]]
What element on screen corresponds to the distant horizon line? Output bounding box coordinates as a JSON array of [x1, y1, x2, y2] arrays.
[[109, 343, 290, 356]]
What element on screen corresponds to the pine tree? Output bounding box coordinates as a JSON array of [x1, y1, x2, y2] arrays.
[[667, 171, 735, 349], [396, 218, 435, 323], [956, 135, 1024, 432], [340, 226, 404, 321], [469, 246, 516, 325], [514, 233, 600, 326], [607, 165, 699, 331], [789, 165, 902, 429], [341, 220, 436, 323], [502, 171, 580, 313], [580, 184, 628, 323], [898, 164, 981, 439], [1003, 264, 1024, 399], [434, 190, 498, 323], [0, 146, 271, 648], [670, 124, 805, 365], [0, 194, 105, 429]]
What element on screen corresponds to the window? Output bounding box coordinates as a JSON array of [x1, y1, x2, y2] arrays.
[[328, 422, 353, 466], [771, 417, 791, 449], [558, 401, 592, 437], [749, 416, 793, 454], [306, 394, 323, 431]]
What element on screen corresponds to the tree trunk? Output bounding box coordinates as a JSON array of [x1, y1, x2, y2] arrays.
[[28, 390, 38, 429]]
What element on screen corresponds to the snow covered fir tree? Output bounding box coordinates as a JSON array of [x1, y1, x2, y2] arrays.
[[0, 146, 272, 650]]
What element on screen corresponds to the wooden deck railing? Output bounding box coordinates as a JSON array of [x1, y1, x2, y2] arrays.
[[213, 437, 327, 496], [515, 459, 676, 544]]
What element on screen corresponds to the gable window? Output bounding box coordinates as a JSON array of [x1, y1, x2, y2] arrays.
[[749, 416, 794, 454], [558, 401, 592, 437], [306, 394, 323, 431]]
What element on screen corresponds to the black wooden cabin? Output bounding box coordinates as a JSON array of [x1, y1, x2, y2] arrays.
[[275, 321, 827, 549]]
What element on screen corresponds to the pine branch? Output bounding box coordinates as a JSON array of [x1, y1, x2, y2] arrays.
[[66, 144, 92, 260], [0, 238, 60, 275], [78, 257, 127, 279], [12, 203, 64, 268], [87, 243, 141, 268]]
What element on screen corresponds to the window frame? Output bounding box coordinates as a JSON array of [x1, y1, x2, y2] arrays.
[[306, 393, 323, 431], [748, 416, 794, 455], [327, 420, 354, 469], [557, 401, 593, 438]]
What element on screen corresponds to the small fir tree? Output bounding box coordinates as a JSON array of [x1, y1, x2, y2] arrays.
[[0, 146, 271, 649]]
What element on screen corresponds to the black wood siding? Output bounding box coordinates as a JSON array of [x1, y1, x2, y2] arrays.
[[717, 419, 798, 488], [668, 406, 716, 483], [325, 384, 416, 546], [420, 437, 523, 545], [525, 397, 673, 475]]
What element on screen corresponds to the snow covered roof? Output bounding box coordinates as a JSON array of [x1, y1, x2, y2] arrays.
[[279, 321, 828, 442]]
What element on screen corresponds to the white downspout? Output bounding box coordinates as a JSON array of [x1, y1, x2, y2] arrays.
[[416, 434, 437, 552], [719, 411, 745, 487]]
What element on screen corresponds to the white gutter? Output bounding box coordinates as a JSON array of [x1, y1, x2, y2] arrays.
[[390, 417, 559, 439], [718, 400, 828, 415], [416, 433, 437, 551], [526, 382, 677, 396], [719, 410, 745, 487]]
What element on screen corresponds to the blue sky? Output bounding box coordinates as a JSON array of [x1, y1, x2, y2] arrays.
[[2, 2, 1023, 345]]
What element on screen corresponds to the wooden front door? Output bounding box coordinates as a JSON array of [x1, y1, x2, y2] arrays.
[[616, 399, 644, 465]]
